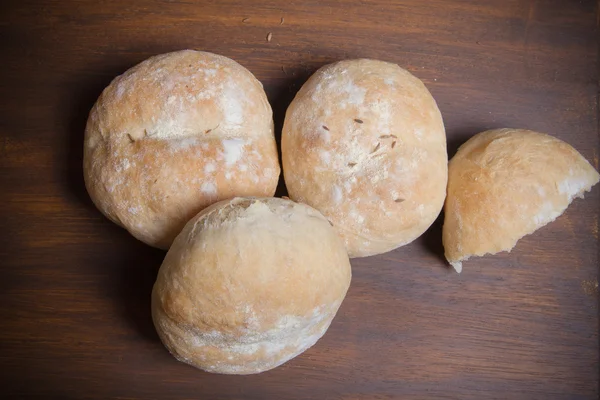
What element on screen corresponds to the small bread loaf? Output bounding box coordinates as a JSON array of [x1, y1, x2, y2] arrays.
[[282, 59, 447, 257], [84, 50, 280, 249], [443, 128, 600, 272], [151, 197, 352, 374]]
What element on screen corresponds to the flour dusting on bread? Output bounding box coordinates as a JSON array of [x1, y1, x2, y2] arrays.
[[83, 50, 280, 249], [282, 59, 447, 257]]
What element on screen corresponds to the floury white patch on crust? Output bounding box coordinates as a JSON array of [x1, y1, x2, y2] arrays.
[[83, 50, 280, 249], [282, 59, 448, 258]]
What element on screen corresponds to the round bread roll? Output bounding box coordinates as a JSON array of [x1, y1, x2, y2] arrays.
[[84, 50, 280, 249], [282, 59, 447, 257], [443, 128, 600, 273], [151, 197, 352, 374]]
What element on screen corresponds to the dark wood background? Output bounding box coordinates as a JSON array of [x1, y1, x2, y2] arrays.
[[1, 0, 598, 398]]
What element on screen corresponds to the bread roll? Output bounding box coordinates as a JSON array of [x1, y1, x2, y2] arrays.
[[282, 59, 447, 257], [151, 197, 352, 374], [84, 50, 280, 249], [443, 128, 600, 272]]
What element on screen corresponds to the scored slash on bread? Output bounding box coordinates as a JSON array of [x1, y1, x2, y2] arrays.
[[83, 50, 280, 249]]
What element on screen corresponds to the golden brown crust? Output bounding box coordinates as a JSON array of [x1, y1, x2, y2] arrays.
[[281, 59, 447, 257], [151, 197, 352, 374], [84, 50, 280, 249], [443, 128, 600, 272]]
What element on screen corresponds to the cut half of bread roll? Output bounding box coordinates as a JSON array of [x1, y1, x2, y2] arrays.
[[443, 128, 599, 272]]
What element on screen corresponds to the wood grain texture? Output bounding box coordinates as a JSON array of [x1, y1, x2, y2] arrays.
[[0, 0, 598, 398]]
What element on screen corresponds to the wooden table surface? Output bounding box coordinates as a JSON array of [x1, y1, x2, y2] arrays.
[[1, 0, 598, 398]]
